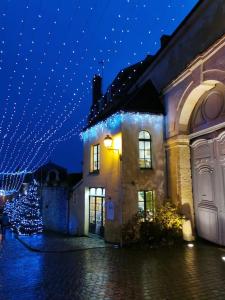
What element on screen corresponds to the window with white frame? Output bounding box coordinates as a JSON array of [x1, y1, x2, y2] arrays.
[[139, 130, 152, 168], [91, 144, 100, 172], [138, 190, 155, 219]]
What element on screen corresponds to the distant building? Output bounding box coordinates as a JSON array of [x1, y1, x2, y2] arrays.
[[73, 0, 225, 245], [24, 162, 82, 235]]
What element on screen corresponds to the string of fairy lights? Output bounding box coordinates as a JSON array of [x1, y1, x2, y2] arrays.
[[0, 0, 197, 195]]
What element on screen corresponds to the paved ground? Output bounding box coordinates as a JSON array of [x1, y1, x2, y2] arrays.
[[1, 231, 225, 300], [17, 231, 111, 252]]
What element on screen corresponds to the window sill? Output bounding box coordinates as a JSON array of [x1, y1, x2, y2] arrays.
[[140, 167, 153, 170]]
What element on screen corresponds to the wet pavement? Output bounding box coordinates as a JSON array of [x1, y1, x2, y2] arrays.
[[17, 231, 111, 252], [1, 231, 225, 300]]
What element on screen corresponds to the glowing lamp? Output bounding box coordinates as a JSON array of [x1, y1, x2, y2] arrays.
[[104, 135, 113, 149]]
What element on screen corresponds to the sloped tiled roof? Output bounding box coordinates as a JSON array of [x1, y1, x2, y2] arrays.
[[87, 56, 164, 129]]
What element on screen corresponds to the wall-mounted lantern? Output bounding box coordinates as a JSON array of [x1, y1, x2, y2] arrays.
[[103, 135, 113, 149], [103, 134, 122, 160]]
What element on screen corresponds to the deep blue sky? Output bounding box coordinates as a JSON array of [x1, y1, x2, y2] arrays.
[[0, 0, 198, 174]]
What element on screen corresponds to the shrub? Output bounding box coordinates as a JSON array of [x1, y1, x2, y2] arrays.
[[155, 202, 182, 232], [122, 211, 143, 244], [122, 202, 183, 246]]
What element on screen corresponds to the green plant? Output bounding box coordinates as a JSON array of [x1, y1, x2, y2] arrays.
[[122, 202, 183, 245], [155, 202, 182, 231], [122, 210, 148, 244]]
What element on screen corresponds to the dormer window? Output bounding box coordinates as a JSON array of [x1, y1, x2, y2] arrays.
[[139, 130, 152, 168]]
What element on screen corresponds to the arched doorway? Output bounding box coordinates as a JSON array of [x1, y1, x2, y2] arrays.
[[189, 86, 225, 245], [166, 81, 223, 229]]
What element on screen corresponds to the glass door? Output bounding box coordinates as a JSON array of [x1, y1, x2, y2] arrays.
[[89, 188, 105, 236], [89, 196, 96, 234]]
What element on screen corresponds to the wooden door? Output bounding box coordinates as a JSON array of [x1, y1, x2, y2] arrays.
[[191, 131, 225, 245]]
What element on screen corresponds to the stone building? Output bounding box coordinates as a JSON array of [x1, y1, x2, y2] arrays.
[[35, 162, 70, 234], [23, 162, 82, 234], [73, 0, 225, 245], [73, 60, 165, 243], [134, 0, 225, 245]]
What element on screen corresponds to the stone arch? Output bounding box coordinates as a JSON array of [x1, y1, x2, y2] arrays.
[[175, 79, 225, 244], [178, 80, 225, 134], [166, 79, 225, 242]]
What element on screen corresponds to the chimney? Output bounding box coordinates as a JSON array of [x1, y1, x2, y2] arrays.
[[160, 34, 171, 48], [144, 54, 154, 63], [92, 75, 102, 105]]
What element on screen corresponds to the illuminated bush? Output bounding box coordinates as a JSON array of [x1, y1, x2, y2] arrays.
[[155, 202, 182, 232], [122, 202, 183, 245]]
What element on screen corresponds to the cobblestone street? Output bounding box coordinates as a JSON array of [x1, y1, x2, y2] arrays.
[[1, 231, 225, 300]]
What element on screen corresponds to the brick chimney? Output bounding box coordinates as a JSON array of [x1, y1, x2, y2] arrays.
[[160, 34, 171, 48], [92, 75, 102, 105]]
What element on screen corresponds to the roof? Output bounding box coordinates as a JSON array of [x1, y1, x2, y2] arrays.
[[37, 162, 67, 173], [108, 55, 154, 97], [119, 80, 164, 114], [87, 56, 163, 129], [23, 163, 82, 188], [67, 173, 82, 187], [136, 0, 225, 91]]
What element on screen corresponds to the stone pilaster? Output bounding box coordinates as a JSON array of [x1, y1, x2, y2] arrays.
[[166, 135, 194, 222]]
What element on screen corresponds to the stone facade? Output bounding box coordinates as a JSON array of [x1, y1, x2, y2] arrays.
[[41, 187, 69, 234], [163, 35, 225, 240]]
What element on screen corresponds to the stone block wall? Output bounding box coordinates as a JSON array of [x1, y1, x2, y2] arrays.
[[41, 187, 69, 234]]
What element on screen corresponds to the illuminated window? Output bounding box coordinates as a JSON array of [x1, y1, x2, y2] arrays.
[[138, 190, 155, 219], [89, 187, 105, 236], [89, 188, 105, 197], [91, 144, 100, 172], [139, 130, 152, 168]]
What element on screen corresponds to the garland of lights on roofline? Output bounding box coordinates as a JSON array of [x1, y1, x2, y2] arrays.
[[81, 111, 163, 142]]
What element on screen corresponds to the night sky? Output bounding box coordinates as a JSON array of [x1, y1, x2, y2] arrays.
[[0, 0, 198, 174]]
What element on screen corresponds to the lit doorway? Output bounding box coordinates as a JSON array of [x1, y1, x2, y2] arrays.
[[89, 188, 105, 236]]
